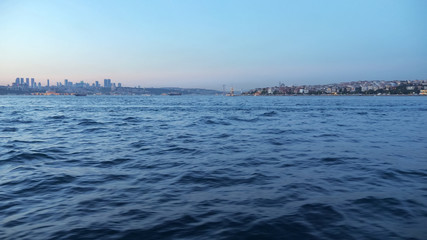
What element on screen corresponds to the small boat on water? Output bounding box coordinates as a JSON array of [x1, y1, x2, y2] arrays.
[[74, 93, 87, 96]]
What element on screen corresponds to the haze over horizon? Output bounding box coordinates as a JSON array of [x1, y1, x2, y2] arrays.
[[0, 0, 426, 90]]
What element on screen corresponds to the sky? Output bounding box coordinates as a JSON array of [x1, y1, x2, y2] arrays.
[[0, 0, 426, 90]]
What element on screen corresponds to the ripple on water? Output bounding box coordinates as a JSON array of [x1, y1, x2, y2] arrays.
[[259, 111, 277, 117], [123, 116, 141, 122], [2, 127, 18, 132], [349, 196, 412, 220], [175, 171, 277, 189], [78, 119, 104, 126], [6, 152, 55, 162], [47, 115, 66, 120]]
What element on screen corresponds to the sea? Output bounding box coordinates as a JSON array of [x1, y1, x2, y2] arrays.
[[0, 95, 426, 240]]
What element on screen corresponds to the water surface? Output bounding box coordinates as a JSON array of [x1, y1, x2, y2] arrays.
[[1, 96, 426, 239]]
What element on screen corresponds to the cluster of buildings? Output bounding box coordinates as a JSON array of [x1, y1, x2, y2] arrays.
[[6, 77, 123, 95], [13, 77, 44, 88], [245, 80, 427, 96], [1, 77, 221, 95], [11, 77, 122, 89]]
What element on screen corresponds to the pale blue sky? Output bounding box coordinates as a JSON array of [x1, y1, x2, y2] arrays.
[[0, 0, 426, 89]]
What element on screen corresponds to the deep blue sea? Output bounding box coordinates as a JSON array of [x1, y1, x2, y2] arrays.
[[1, 95, 426, 240]]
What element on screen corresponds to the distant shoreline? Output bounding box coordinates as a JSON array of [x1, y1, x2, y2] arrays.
[[243, 80, 427, 96]]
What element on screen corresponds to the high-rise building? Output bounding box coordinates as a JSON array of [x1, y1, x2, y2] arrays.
[[64, 79, 68, 86], [47, 79, 50, 87], [118, 83, 122, 88], [104, 79, 112, 88], [95, 81, 99, 87], [26, 78, 29, 86], [20, 78, 24, 85], [15, 78, 19, 85], [31, 78, 35, 88]]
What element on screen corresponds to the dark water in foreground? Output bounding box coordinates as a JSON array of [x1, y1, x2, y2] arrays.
[[1, 96, 426, 240]]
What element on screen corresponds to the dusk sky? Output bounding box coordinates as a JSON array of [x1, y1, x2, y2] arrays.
[[0, 0, 426, 90]]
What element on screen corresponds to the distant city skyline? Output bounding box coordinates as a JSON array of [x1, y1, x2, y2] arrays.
[[11, 77, 121, 88], [0, 0, 426, 90]]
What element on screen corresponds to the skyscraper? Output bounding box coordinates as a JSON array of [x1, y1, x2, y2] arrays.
[[104, 79, 111, 88], [47, 79, 50, 87], [26, 78, 29, 86], [31, 78, 35, 88]]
